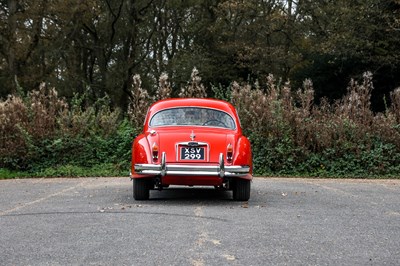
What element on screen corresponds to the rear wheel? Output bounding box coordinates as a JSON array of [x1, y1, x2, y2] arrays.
[[133, 178, 150, 200], [232, 179, 251, 201]]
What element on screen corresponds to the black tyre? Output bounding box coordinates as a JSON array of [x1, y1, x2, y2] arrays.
[[133, 178, 150, 200], [232, 178, 251, 201]]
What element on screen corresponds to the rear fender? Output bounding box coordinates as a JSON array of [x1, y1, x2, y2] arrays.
[[233, 136, 253, 175], [131, 134, 151, 176]]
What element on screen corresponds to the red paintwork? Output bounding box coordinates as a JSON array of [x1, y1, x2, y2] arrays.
[[131, 98, 252, 186]]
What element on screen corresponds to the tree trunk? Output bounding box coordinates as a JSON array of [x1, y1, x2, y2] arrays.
[[7, 0, 18, 92]]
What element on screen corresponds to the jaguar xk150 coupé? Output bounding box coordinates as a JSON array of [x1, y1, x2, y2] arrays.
[[130, 98, 252, 200]]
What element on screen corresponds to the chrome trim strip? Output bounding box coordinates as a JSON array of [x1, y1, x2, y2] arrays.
[[218, 153, 225, 178], [135, 164, 249, 178], [134, 152, 250, 177], [161, 152, 166, 176]]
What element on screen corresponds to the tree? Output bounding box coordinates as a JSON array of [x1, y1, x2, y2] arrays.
[[1, 0, 399, 112], [293, 0, 400, 108], [196, 0, 295, 85]]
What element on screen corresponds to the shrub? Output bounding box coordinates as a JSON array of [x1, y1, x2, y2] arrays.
[[1, 70, 400, 178], [0, 83, 131, 174], [156, 72, 172, 100], [178, 67, 207, 98], [229, 72, 400, 177], [127, 74, 153, 128]]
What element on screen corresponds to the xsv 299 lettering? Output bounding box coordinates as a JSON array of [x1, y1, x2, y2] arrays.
[[181, 147, 204, 160]]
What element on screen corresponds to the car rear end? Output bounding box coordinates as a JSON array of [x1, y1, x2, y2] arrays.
[[130, 99, 252, 200]]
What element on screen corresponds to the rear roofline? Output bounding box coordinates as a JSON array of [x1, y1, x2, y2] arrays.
[[148, 98, 236, 114]]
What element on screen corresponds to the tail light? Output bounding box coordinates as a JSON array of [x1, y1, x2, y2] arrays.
[[226, 143, 233, 163], [152, 143, 159, 161]]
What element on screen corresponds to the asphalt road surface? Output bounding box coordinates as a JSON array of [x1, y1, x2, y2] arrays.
[[0, 177, 399, 266]]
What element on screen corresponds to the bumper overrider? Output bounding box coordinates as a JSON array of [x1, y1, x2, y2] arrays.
[[133, 152, 250, 178]]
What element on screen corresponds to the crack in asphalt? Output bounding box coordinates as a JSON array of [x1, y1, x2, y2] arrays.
[[0, 210, 230, 222]]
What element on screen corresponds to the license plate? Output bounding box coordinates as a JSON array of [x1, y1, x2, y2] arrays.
[[180, 147, 205, 160]]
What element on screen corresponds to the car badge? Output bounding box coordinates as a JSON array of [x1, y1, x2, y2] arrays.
[[190, 131, 196, 141]]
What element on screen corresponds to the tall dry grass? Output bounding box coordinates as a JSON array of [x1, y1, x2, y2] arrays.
[[390, 88, 400, 124], [128, 68, 208, 127], [230, 72, 400, 155], [0, 83, 68, 158], [229, 72, 400, 176], [156, 72, 172, 100], [1, 69, 400, 176], [178, 67, 207, 98], [127, 74, 153, 128], [0, 83, 121, 166]]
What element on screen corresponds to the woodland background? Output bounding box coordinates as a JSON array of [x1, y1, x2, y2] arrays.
[[1, 0, 400, 178]]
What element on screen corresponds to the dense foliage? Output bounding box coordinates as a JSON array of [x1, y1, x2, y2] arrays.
[[1, 1, 400, 178], [1, 71, 400, 178], [1, 1, 400, 111], [230, 73, 400, 177], [0, 84, 135, 177]]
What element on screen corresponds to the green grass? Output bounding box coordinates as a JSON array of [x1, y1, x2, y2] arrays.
[[0, 163, 129, 179], [0, 168, 30, 179]]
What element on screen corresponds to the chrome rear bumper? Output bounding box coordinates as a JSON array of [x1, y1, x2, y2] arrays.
[[134, 152, 250, 178]]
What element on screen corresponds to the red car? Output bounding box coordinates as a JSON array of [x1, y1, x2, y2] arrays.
[[130, 98, 252, 200]]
